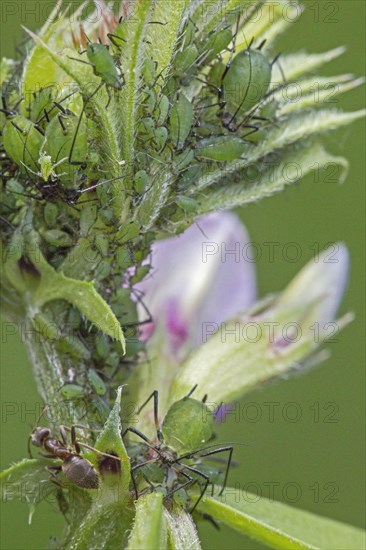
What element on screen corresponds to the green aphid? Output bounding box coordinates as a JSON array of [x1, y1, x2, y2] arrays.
[[174, 44, 198, 74], [200, 28, 233, 64], [86, 42, 123, 90], [56, 334, 91, 360], [161, 398, 215, 455], [142, 58, 157, 86], [105, 351, 120, 369], [154, 95, 170, 126], [87, 370, 106, 396], [130, 264, 150, 284], [169, 93, 193, 150], [29, 86, 54, 122], [94, 260, 111, 281], [60, 383, 85, 400], [115, 221, 141, 244], [195, 135, 246, 161], [33, 312, 59, 341], [134, 170, 148, 193], [175, 196, 198, 214], [139, 117, 155, 138], [182, 20, 197, 47], [3, 115, 43, 172], [43, 203, 58, 227], [154, 127, 168, 151], [116, 246, 135, 270], [43, 229, 73, 248], [95, 333, 110, 360], [222, 48, 272, 116], [173, 149, 194, 172], [94, 232, 109, 256], [43, 111, 87, 188], [179, 164, 201, 188], [80, 205, 97, 236]]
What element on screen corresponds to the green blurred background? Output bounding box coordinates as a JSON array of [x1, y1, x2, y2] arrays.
[[1, 1, 364, 548]]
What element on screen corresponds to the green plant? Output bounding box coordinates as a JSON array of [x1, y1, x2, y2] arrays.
[[1, 1, 365, 548]]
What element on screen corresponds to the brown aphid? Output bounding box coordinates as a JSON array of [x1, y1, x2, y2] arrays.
[[31, 425, 99, 489]]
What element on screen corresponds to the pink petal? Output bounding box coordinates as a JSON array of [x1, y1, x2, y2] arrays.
[[136, 212, 257, 354]]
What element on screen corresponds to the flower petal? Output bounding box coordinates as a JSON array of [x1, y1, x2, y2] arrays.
[[136, 212, 257, 353], [168, 243, 351, 406]]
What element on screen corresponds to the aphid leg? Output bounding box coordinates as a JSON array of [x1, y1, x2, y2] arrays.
[[68, 81, 104, 168], [130, 458, 158, 500], [165, 470, 194, 500], [183, 385, 198, 400], [107, 33, 126, 47], [135, 391, 162, 442], [198, 446, 234, 495], [179, 463, 210, 513]]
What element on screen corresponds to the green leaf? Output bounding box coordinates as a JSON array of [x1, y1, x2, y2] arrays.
[[66, 388, 133, 550], [94, 386, 131, 492], [147, 0, 189, 81], [168, 241, 351, 406], [195, 489, 366, 550], [22, 231, 125, 351], [277, 75, 365, 115], [119, 0, 154, 192], [136, 171, 175, 230], [127, 492, 167, 550], [1, 458, 50, 502], [21, 6, 70, 108], [194, 142, 349, 213], [272, 47, 346, 82], [1, 458, 53, 523], [192, 109, 365, 193], [164, 505, 202, 550], [22, 27, 123, 213]]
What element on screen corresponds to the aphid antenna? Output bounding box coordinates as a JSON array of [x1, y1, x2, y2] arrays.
[[74, 440, 128, 462], [226, 50, 254, 127], [148, 20, 167, 26], [35, 89, 77, 125], [11, 120, 41, 172], [78, 174, 127, 194], [183, 384, 198, 400], [0, 214, 15, 229], [233, 78, 286, 134], [257, 39, 267, 51]]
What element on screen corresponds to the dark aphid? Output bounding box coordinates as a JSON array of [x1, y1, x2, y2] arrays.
[[123, 387, 233, 512], [30, 425, 99, 489], [30, 424, 123, 489]]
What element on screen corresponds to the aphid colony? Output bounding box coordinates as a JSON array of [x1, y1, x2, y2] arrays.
[[1, 12, 279, 220], [1, 9, 279, 426], [30, 387, 232, 515]]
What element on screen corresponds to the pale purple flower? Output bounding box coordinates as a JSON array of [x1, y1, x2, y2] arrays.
[[136, 212, 257, 357]]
